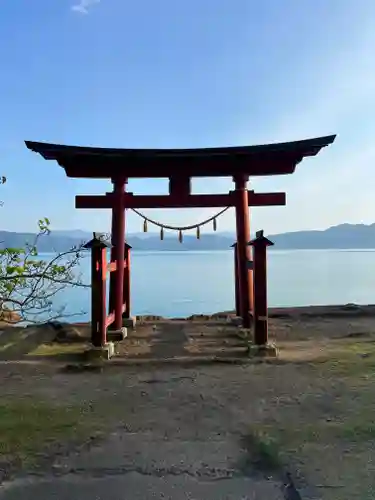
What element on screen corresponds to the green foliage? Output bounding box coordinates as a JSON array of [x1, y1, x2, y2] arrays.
[[0, 218, 88, 324]]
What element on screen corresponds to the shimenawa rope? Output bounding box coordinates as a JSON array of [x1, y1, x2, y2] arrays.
[[130, 206, 230, 242]]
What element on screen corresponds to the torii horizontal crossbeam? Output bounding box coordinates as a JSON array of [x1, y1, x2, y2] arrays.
[[75, 191, 286, 210]]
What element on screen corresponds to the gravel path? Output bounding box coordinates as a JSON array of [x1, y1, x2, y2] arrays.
[[0, 319, 291, 499], [6, 312, 372, 499], [0, 363, 288, 499]]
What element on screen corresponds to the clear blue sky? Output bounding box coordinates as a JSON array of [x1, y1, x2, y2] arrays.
[[1, 0, 374, 235]]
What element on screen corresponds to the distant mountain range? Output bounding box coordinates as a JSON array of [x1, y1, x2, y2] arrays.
[[1, 223, 375, 252]]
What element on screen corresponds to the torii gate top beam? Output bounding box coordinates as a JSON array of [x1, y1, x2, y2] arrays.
[[25, 135, 336, 179]]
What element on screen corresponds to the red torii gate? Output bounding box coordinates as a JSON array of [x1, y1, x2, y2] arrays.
[[25, 135, 335, 330]]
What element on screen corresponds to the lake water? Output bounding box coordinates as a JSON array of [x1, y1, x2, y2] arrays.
[[43, 249, 375, 323]]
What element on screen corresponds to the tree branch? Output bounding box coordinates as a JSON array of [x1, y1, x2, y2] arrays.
[[0, 218, 91, 325]]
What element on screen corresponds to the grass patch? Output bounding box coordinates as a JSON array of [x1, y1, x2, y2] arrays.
[[242, 429, 283, 474], [248, 338, 375, 498], [339, 421, 375, 441], [0, 398, 102, 468], [0, 326, 59, 361], [254, 416, 375, 450], [0, 342, 17, 352], [312, 340, 375, 379], [27, 343, 89, 357]]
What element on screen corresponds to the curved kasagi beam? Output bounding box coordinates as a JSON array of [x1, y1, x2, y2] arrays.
[[25, 135, 336, 179]]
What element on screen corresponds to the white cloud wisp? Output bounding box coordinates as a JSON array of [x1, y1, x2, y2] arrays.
[[71, 0, 100, 15]]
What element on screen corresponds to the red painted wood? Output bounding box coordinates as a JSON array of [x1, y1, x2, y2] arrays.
[[105, 304, 126, 329], [26, 135, 337, 348], [108, 217, 116, 315], [60, 157, 303, 179], [108, 179, 126, 330], [253, 246, 268, 344], [250, 192, 286, 206], [25, 135, 336, 171], [87, 239, 108, 347], [90, 246, 100, 346], [99, 248, 107, 346], [169, 177, 191, 197], [75, 192, 286, 210], [108, 261, 117, 273], [25, 135, 336, 180], [249, 233, 274, 345], [234, 175, 253, 328], [108, 261, 125, 273], [232, 243, 240, 317], [105, 312, 115, 328], [89, 247, 108, 346], [123, 246, 131, 319]]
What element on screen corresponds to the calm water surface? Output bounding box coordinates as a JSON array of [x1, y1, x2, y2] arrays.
[[42, 249, 375, 322]]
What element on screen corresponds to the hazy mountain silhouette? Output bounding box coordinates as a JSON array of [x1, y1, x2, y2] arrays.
[[269, 223, 375, 249], [1, 223, 374, 252]]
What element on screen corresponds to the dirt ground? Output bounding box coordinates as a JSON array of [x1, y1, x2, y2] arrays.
[[0, 305, 375, 499]]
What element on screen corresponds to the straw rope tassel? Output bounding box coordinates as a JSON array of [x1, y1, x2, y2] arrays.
[[130, 206, 230, 242]]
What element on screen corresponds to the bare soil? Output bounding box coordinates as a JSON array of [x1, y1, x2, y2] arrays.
[[0, 305, 374, 499]]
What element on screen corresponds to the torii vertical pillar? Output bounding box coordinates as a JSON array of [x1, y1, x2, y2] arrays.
[[123, 243, 132, 319], [234, 174, 253, 328], [84, 233, 110, 347], [109, 177, 127, 331], [248, 230, 274, 346], [231, 242, 241, 317]]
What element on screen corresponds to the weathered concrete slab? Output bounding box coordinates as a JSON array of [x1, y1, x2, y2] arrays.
[[115, 320, 247, 361], [52, 432, 246, 472], [0, 320, 293, 499], [1, 413, 285, 500], [0, 473, 285, 499]]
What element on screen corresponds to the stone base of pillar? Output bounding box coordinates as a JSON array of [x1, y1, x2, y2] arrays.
[[229, 316, 243, 327], [107, 327, 128, 342], [122, 316, 136, 329], [247, 343, 278, 358], [85, 342, 116, 361]]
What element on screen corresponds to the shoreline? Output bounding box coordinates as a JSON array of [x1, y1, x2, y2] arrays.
[[266, 303, 375, 317], [37, 247, 375, 255], [4, 303, 375, 330], [133, 303, 375, 323]]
